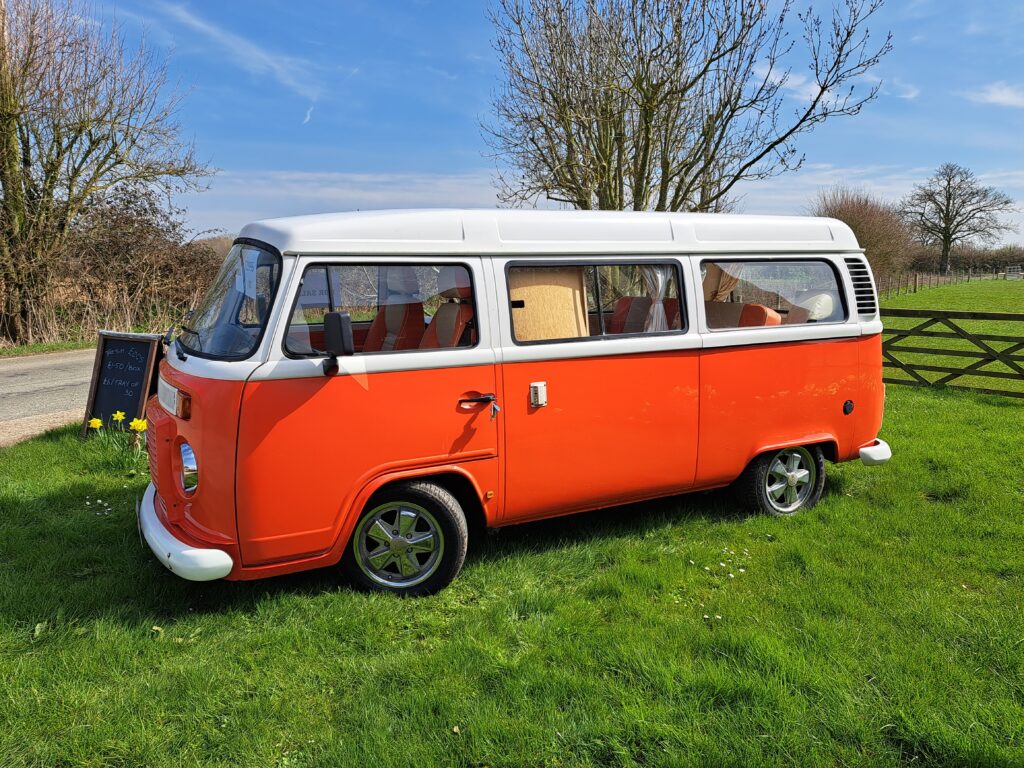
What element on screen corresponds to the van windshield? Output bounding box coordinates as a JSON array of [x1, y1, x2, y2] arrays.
[[177, 242, 281, 360]]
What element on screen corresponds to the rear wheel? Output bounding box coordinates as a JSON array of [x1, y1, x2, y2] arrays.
[[737, 445, 826, 517], [341, 481, 468, 596]]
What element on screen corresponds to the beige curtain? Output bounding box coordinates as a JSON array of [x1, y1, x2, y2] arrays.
[[702, 262, 741, 301]]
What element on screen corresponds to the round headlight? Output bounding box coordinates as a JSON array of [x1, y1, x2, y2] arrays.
[[180, 443, 198, 494]]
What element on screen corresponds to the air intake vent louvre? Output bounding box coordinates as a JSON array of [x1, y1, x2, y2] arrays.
[[844, 257, 877, 318]]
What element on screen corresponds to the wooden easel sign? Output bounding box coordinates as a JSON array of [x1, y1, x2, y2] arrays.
[[81, 331, 163, 438]]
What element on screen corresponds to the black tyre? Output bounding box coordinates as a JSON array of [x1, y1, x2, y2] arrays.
[[340, 481, 468, 596], [736, 445, 826, 517]]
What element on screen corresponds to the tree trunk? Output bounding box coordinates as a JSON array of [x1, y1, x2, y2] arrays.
[[939, 238, 952, 274]]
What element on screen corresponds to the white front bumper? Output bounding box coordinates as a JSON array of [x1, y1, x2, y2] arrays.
[[859, 439, 892, 466], [138, 483, 234, 581]]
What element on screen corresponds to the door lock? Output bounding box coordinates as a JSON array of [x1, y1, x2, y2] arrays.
[[529, 381, 548, 408]]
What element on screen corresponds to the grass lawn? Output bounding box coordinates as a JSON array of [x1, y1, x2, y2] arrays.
[[880, 279, 1024, 397], [0, 339, 95, 358], [1, 384, 1022, 766]]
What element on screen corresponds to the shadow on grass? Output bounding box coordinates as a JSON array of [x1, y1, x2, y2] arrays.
[[0, 480, 749, 628]]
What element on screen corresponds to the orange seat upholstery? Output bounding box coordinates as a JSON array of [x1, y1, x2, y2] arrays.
[[705, 301, 782, 329], [739, 303, 781, 327], [663, 298, 680, 329], [420, 266, 475, 349], [362, 267, 425, 352], [607, 296, 652, 334]]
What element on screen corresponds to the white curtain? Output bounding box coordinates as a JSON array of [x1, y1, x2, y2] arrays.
[[641, 265, 673, 332]]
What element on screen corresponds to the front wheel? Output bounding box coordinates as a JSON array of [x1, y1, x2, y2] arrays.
[[736, 445, 826, 517], [340, 481, 468, 596]]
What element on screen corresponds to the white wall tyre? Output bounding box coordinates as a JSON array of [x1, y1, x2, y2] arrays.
[[736, 445, 826, 517], [341, 481, 468, 596]]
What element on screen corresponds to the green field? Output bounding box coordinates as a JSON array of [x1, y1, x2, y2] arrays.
[[881, 278, 1024, 397], [1, 280, 1022, 766]]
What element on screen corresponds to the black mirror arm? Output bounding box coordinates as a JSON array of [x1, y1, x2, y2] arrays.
[[322, 310, 355, 375]]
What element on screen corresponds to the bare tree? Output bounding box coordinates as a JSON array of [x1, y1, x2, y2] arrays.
[[0, 0, 208, 345], [485, 0, 891, 212], [811, 185, 915, 277], [900, 163, 1017, 274]]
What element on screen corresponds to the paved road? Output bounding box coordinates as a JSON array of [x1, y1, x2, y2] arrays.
[[0, 348, 96, 446]]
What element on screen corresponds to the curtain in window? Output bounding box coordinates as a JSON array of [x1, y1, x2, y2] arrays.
[[641, 264, 673, 332], [703, 262, 741, 301]]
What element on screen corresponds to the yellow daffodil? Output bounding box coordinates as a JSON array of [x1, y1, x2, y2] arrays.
[[88, 417, 102, 430], [129, 418, 148, 432], [112, 410, 126, 422]]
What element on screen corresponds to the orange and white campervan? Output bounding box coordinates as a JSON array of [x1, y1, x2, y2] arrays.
[[141, 210, 891, 595]]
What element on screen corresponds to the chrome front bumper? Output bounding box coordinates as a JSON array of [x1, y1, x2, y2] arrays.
[[138, 483, 234, 581], [859, 439, 892, 466]]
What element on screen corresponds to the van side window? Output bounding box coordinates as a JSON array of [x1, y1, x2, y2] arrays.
[[701, 260, 845, 329], [508, 262, 683, 343], [285, 264, 476, 355]]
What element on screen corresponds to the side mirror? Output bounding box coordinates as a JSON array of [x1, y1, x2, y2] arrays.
[[323, 311, 354, 375]]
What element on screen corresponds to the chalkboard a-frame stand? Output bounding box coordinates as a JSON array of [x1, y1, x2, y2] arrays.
[[81, 331, 163, 438]]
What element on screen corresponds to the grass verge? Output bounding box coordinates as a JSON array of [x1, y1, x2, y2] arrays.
[[0, 385, 1022, 766], [0, 339, 95, 358]]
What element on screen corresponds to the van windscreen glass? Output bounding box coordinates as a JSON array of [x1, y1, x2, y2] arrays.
[[177, 243, 281, 359]]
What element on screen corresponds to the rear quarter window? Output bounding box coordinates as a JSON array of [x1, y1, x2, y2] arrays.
[[701, 259, 846, 329]]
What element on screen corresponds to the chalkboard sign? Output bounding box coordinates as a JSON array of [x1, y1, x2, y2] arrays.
[[81, 331, 163, 437]]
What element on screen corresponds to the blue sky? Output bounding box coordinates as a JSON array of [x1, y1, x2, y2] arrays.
[[107, 0, 1023, 242]]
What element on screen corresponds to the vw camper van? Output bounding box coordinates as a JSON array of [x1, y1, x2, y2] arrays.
[[142, 210, 891, 595]]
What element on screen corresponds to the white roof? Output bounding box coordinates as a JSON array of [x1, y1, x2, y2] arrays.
[[237, 209, 861, 256]]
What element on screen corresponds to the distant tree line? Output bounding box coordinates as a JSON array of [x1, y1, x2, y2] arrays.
[[812, 163, 1018, 279], [0, 0, 212, 347]]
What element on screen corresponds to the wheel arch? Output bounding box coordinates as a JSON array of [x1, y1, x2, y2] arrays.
[[332, 465, 489, 564], [746, 435, 838, 470]]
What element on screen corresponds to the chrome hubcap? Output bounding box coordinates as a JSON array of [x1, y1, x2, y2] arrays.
[[765, 447, 816, 513], [354, 502, 443, 588]]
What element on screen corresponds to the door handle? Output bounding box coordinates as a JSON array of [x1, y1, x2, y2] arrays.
[[458, 394, 497, 405], [458, 393, 500, 420]]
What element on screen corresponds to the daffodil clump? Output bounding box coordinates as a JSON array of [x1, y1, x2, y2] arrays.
[[87, 410, 148, 474]]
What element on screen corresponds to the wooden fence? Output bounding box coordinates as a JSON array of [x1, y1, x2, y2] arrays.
[[876, 269, 1000, 299], [880, 308, 1024, 399]]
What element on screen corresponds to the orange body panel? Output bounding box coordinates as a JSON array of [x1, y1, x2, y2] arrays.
[[499, 350, 700, 522], [147, 360, 244, 564], [148, 335, 886, 581], [696, 337, 871, 486], [235, 364, 500, 566]]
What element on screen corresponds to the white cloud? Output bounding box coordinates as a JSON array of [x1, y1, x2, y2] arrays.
[[302, 106, 314, 125], [178, 169, 500, 234], [177, 164, 1023, 246], [890, 78, 920, 100], [963, 82, 1024, 109], [156, 3, 321, 102]]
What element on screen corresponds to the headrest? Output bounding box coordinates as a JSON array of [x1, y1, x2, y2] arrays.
[[437, 265, 472, 300], [795, 290, 837, 321], [385, 266, 419, 296]]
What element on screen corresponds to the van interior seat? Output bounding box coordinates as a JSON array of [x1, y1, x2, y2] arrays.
[[608, 296, 652, 334], [420, 266, 474, 348], [607, 296, 682, 334], [705, 301, 782, 329], [362, 266, 425, 352]]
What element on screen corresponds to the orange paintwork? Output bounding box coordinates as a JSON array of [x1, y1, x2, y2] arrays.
[[500, 350, 700, 522], [147, 360, 245, 565], [147, 335, 885, 581], [696, 337, 869, 486], [234, 363, 500, 567]]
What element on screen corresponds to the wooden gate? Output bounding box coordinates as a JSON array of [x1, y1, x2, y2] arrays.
[[880, 309, 1024, 399]]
